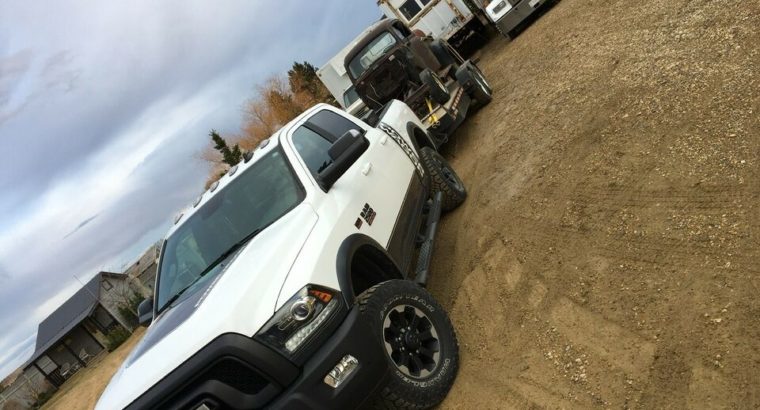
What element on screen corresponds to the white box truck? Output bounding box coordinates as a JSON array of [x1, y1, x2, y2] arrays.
[[378, 0, 556, 43], [317, 32, 372, 117], [377, 0, 491, 52]]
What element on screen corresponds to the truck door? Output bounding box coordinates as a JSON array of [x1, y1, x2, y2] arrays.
[[287, 108, 415, 248]]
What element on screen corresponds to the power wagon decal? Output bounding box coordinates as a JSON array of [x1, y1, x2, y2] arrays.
[[378, 122, 426, 179], [354, 203, 377, 230]]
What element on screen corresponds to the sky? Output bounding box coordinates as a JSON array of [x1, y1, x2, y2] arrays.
[[0, 0, 380, 380]]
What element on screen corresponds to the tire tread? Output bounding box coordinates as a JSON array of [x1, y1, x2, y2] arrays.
[[356, 280, 459, 410], [419, 147, 466, 211]]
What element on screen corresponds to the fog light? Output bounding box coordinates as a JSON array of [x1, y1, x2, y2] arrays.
[[324, 355, 359, 388]]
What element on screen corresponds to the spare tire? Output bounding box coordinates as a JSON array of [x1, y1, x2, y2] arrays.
[[420, 69, 450, 106]]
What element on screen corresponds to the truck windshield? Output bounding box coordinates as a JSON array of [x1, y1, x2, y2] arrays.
[[155, 149, 303, 314], [343, 86, 360, 107], [348, 31, 397, 79]]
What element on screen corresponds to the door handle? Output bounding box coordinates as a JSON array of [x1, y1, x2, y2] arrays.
[[361, 162, 373, 176]]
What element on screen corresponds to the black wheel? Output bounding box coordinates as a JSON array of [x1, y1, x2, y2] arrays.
[[419, 146, 466, 211], [420, 69, 450, 106], [358, 280, 459, 410], [456, 62, 492, 108], [470, 63, 492, 106]]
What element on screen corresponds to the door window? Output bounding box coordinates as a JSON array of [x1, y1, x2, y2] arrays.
[[399, 0, 432, 20], [307, 110, 362, 140], [399, 0, 422, 20], [293, 127, 334, 176], [292, 109, 364, 177]]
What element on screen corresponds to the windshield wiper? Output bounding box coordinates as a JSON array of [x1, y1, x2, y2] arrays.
[[157, 227, 263, 314]]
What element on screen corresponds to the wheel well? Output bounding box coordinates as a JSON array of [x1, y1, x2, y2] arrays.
[[410, 125, 434, 151], [350, 245, 403, 297]]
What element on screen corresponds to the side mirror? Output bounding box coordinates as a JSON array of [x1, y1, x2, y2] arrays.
[[137, 298, 154, 327], [318, 129, 369, 191]]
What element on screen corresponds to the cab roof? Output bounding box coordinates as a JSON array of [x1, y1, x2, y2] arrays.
[[343, 19, 398, 74]]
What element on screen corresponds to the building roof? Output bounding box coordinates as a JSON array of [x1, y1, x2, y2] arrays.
[[23, 272, 119, 368]]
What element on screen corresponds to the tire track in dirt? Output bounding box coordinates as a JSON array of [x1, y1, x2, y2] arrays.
[[431, 0, 760, 407]]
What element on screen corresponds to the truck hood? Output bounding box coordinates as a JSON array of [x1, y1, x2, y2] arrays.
[[96, 204, 318, 409]]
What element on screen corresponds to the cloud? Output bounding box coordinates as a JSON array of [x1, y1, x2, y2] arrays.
[[0, 0, 380, 381], [0, 48, 34, 123], [0, 333, 36, 378], [40, 50, 81, 93], [62, 213, 100, 239]]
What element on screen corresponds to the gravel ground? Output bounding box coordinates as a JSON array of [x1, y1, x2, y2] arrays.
[[41, 328, 145, 410], [430, 0, 759, 408]]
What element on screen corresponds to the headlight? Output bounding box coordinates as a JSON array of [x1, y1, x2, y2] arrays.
[[255, 285, 343, 361]]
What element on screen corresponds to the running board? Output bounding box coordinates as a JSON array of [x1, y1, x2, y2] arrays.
[[414, 191, 443, 287]]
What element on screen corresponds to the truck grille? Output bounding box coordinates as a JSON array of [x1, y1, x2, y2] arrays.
[[204, 358, 270, 395], [126, 334, 299, 410]]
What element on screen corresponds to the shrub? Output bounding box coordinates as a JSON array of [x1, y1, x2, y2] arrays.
[[105, 327, 131, 351], [32, 390, 55, 409]]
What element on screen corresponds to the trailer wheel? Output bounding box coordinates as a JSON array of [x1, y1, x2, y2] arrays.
[[421, 69, 450, 106], [456, 62, 492, 108]]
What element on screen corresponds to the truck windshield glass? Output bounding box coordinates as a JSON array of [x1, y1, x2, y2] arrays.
[[155, 149, 303, 313], [348, 32, 397, 79], [343, 86, 360, 107]]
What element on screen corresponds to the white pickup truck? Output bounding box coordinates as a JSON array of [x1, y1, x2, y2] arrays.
[[96, 101, 467, 409]]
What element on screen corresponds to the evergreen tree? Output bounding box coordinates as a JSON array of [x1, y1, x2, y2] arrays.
[[210, 129, 242, 166], [288, 61, 337, 106]]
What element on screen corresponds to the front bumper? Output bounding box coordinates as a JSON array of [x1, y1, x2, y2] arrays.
[[268, 306, 391, 409], [493, 0, 549, 35], [123, 305, 390, 409]]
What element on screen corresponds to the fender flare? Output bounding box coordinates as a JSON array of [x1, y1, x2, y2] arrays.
[[406, 121, 441, 151], [336, 233, 403, 306]]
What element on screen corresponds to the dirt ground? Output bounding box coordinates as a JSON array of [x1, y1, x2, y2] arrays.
[[40, 1, 759, 408], [433, 0, 759, 408], [41, 328, 145, 410]]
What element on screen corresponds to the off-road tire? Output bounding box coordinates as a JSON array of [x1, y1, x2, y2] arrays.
[[420, 69, 450, 106], [419, 147, 466, 211], [357, 280, 459, 410]]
